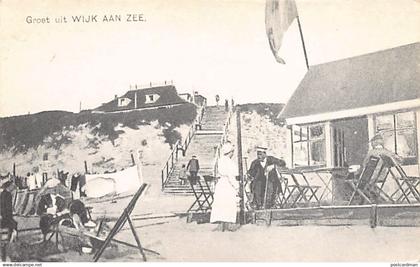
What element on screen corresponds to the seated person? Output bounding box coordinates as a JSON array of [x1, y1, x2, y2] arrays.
[[69, 200, 89, 230], [361, 134, 402, 183], [357, 134, 403, 203], [39, 194, 70, 240], [1, 181, 18, 243], [69, 200, 96, 229]]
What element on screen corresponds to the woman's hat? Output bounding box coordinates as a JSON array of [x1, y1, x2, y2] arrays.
[[1, 179, 13, 189], [222, 142, 234, 155]]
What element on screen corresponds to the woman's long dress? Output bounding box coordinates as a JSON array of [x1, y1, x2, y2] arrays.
[[210, 155, 239, 223]]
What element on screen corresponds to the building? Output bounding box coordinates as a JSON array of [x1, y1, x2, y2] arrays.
[[279, 42, 420, 176], [94, 85, 187, 113], [178, 92, 207, 107]]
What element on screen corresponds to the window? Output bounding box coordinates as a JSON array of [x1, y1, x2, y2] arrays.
[[145, 94, 160, 104], [117, 97, 131, 107], [375, 111, 417, 165], [292, 124, 326, 167]]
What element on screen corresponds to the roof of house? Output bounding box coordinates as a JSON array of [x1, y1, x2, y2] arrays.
[[95, 85, 186, 112], [279, 42, 420, 121]]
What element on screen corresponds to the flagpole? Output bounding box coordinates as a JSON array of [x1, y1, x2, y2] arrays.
[[296, 15, 309, 70]]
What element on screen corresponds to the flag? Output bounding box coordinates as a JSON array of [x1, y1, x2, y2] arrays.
[[265, 0, 298, 64]]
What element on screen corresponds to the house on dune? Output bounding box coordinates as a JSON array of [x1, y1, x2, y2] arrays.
[[279, 42, 420, 176], [93, 85, 188, 113]]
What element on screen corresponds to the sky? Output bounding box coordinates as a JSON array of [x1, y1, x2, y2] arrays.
[[0, 0, 419, 117]]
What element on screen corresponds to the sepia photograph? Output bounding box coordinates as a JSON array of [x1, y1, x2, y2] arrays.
[[0, 0, 419, 264]]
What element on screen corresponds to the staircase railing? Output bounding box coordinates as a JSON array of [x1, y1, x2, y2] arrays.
[[161, 104, 206, 190], [181, 105, 205, 152], [161, 139, 180, 190], [212, 107, 234, 179]]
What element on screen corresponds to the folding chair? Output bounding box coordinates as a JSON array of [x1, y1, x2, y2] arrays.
[[347, 156, 381, 205], [278, 170, 320, 208], [380, 155, 420, 204], [310, 169, 335, 202], [291, 171, 321, 206], [272, 170, 289, 209], [187, 176, 214, 213]]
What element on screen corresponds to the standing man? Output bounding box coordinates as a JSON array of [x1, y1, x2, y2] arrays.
[[215, 95, 220, 107], [1, 181, 18, 244], [248, 146, 286, 209], [186, 155, 200, 185]]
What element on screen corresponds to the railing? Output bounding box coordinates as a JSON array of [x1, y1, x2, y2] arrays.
[[129, 80, 174, 90], [160, 104, 206, 190], [161, 140, 180, 190], [212, 107, 234, 179], [181, 105, 205, 152], [182, 105, 205, 152]]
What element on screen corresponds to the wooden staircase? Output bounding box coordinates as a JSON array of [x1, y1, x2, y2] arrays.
[[163, 106, 231, 195]]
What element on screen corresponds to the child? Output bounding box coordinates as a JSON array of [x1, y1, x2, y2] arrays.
[[178, 164, 188, 185]]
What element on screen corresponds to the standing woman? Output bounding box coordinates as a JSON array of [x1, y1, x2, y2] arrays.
[[210, 142, 239, 231]]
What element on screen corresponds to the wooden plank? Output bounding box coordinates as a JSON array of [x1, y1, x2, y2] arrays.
[[378, 205, 420, 227], [186, 204, 420, 227], [267, 206, 371, 221], [186, 212, 211, 224], [256, 204, 420, 227], [270, 218, 368, 227]]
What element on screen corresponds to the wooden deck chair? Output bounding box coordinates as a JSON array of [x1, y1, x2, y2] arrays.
[[347, 156, 380, 205], [380, 155, 420, 204], [187, 176, 213, 213], [367, 164, 396, 204], [13, 189, 27, 215]]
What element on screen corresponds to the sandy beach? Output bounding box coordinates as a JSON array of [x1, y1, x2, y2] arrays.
[[11, 186, 420, 262]]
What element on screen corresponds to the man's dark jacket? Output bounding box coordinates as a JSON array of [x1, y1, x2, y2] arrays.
[[248, 156, 286, 209]]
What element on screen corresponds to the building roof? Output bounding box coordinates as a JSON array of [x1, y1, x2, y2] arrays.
[[279, 42, 420, 122], [95, 85, 186, 112]]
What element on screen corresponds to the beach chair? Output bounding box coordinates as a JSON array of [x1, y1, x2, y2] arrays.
[[380, 155, 420, 204], [347, 156, 381, 205], [187, 176, 214, 213]]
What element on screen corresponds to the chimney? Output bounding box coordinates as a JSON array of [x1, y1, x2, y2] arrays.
[[114, 94, 118, 100]]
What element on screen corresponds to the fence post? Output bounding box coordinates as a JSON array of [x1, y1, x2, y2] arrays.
[[236, 107, 245, 225], [370, 204, 378, 228], [161, 170, 164, 191], [131, 153, 135, 166], [84, 161, 88, 174]]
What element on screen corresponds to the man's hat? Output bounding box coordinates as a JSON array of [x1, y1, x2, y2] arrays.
[[256, 145, 268, 152], [370, 134, 384, 143]]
